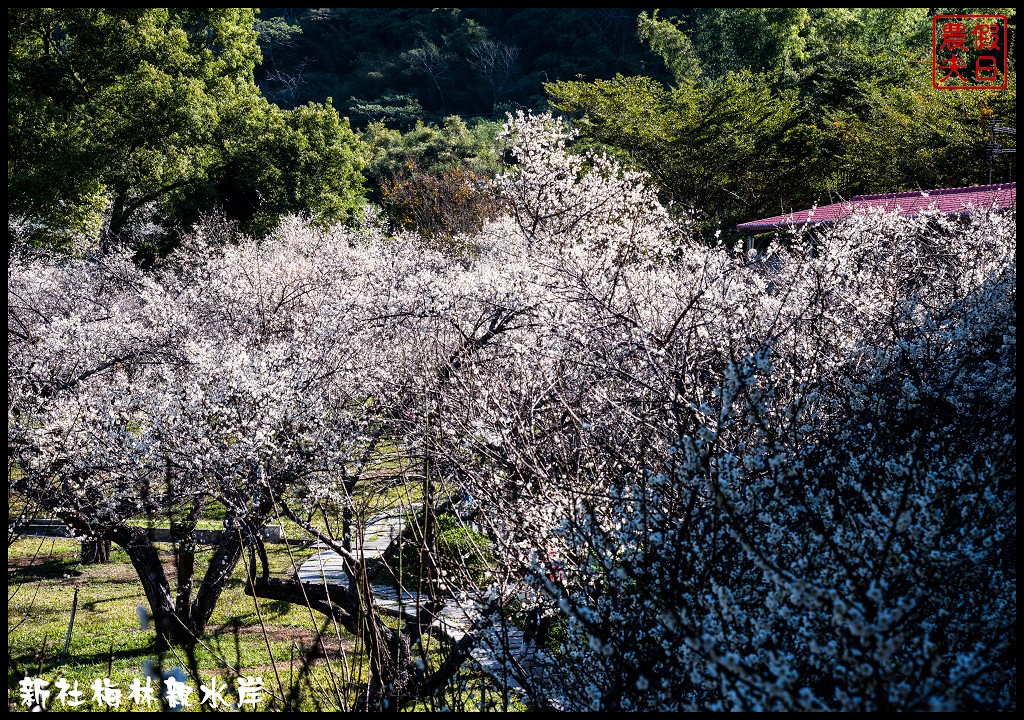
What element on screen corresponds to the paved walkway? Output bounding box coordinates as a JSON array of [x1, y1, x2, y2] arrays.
[[15, 509, 552, 705], [297, 510, 547, 702]]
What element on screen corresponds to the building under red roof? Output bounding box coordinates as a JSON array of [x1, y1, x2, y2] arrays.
[[736, 182, 1016, 233]]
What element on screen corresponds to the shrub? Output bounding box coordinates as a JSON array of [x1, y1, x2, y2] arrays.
[[380, 163, 507, 249]]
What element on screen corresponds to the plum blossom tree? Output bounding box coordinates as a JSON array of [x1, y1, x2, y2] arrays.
[[426, 168, 1016, 708], [8, 111, 1015, 711], [8, 216, 400, 649], [8, 210, 530, 708], [394, 113, 1015, 711]]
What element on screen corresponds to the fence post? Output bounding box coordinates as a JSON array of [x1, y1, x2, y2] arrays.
[[61, 587, 79, 662]]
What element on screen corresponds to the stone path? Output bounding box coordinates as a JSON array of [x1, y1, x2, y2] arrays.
[[15, 509, 553, 706], [297, 510, 547, 703]]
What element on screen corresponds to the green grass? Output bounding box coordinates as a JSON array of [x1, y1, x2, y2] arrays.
[[7, 517, 521, 712], [406, 665, 531, 712], [380, 512, 496, 593], [123, 519, 225, 531], [7, 445, 519, 711], [7, 536, 364, 712]]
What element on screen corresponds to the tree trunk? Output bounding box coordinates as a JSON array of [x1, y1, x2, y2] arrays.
[[359, 625, 417, 711], [248, 574, 423, 710], [111, 526, 182, 650], [79, 537, 111, 564], [189, 526, 247, 634]]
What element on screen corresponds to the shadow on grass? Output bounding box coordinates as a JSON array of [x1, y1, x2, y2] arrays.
[[61, 644, 156, 667], [8, 642, 157, 675], [81, 593, 146, 612], [8, 558, 83, 582], [256, 599, 296, 616]]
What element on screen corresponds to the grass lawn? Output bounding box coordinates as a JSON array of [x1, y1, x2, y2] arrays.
[[8, 459, 514, 712], [7, 535, 367, 712]]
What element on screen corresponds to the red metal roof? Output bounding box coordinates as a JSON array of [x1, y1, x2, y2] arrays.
[[736, 182, 1016, 233]]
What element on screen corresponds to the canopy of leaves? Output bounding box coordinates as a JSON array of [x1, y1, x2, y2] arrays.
[[253, 8, 677, 121], [547, 72, 810, 242], [8, 8, 368, 258], [361, 115, 503, 187], [547, 8, 1016, 242]]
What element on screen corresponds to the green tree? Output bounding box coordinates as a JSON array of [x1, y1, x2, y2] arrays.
[[195, 95, 368, 246], [8, 8, 368, 256], [548, 8, 1015, 241], [348, 93, 425, 131], [253, 9, 678, 119], [819, 73, 1016, 196], [636, 10, 703, 85], [636, 8, 811, 83], [361, 115, 502, 187], [253, 13, 307, 106], [360, 115, 504, 245], [547, 72, 810, 242], [9, 9, 256, 250]]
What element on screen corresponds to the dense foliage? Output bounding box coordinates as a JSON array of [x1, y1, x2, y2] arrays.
[[253, 8, 676, 119], [8, 8, 367, 258], [9, 113, 1015, 711], [548, 8, 1016, 241], [10, 8, 1014, 256], [360, 115, 506, 242]]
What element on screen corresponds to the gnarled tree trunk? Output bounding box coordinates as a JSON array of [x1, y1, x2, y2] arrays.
[[79, 537, 112, 564], [108, 520, 250, 651]]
